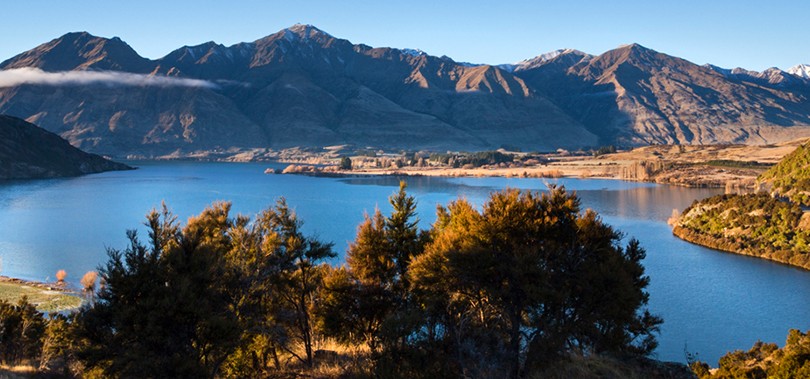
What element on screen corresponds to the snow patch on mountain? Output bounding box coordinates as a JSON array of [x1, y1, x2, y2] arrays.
[[703, 64, 732, 76], [499, 49, 590, 72], [730, 67, 799, 85], [788, 64, 810, 79], [401, 48, 426, 57]]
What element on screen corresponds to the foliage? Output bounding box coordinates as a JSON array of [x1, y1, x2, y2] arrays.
[[73, 202, 241, 378], [339, 156, 352, 170], [0, 185, 667, 378], [429, 151, 513, 168], [704, 160, 771, 169], [79, 271, 97, 293], [318, 181, 426, 353], [759, 142, 810, 206], [593, 145, 617, 156], [0, 297, 45, 366], [692, 329, 810, 379], [55, 270, 67, 283], [39, 314, 75, 375], [674, 193, 810, 270], [406, 186, 661, 378], [69, 200, 336, 378]]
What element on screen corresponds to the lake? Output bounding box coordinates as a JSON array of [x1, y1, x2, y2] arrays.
[[0, 161, 808, 364]]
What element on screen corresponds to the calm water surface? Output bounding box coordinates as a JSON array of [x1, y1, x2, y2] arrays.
[[0, 161, 808, 364]]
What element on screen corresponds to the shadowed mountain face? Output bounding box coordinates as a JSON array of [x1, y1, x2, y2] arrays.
[[0, 115, 131, 179], [1, 26, 810, 157]]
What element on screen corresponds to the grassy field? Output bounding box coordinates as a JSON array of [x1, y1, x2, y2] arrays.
[[0, 280, 83, 313]]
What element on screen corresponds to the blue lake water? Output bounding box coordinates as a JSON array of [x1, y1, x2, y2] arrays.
[[0, 161, 808, 364]]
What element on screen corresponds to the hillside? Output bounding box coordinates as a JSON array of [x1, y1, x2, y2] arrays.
[[672, 142, 810, 269], [673, 193, 810, 269], [0, 115, 132, 179], [758, 142, 810, 206], [1, 26, 810, 157]]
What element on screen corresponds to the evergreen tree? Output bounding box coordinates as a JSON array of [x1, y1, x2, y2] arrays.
[[0, 297, 45, 366], [339, 156, 352, 170], [409, 186, 661, 378], [74, 203, 240, 378], [319, 182, 425, 354], [386, 181, 422, 292], [255, 198, 335, 368]]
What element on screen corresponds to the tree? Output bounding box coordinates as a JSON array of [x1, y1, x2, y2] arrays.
[[409, 186, 661, 378], [39, 314, 75, 375], [318, 182, 425, 353], [386, 181, 423, 292], [74, 203, 241, 378], [319, 209, 396, 351], [257, 198, 336, 368], [340, 156, 352, 171], [0, 297, 45, 366]]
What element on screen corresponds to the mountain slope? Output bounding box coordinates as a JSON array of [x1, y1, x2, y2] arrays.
[[0, 115, 131, 179], [515, 44, 810, 146], [0, 26, 598, 155], [1, 27, 810, 156]]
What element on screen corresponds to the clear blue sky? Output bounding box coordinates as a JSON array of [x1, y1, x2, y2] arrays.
[[2, 0, 807, 71]]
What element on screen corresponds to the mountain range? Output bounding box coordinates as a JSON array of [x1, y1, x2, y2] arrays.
[[1, 24, 809, 157]]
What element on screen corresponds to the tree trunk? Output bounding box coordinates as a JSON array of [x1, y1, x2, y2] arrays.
[[509, 310, 522, 379]]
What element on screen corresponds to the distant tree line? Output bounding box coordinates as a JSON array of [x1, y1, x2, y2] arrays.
[[0, 184, 661, 378], [593, 145, 617, 156], [428, 151, 514, 168]]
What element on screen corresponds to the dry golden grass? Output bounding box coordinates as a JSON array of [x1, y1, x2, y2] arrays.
[[0, 364, 38, 379], [266, 339, 373, 378]]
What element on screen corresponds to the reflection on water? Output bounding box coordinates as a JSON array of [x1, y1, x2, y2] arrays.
[[0, 163, 806, 364]]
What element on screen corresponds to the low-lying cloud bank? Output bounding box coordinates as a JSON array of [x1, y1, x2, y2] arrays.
[[0, 68, 217, 88]]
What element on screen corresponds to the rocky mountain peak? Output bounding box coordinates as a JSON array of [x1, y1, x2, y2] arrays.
[[788, 64, 810, 79], [0, 31, 152, 72]]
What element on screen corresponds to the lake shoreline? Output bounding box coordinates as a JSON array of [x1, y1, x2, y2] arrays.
[[672, 225, 810, 271], [0, 276, 84, 313], [268, 139, 809, 189]]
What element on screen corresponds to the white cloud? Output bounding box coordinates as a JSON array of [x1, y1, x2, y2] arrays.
[[0, 67, 218, 88]]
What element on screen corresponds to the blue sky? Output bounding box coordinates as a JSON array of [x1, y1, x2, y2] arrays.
[[2, 0, 807, 71]]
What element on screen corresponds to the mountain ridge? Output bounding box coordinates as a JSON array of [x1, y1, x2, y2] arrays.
[[1, 26, 809, 157]]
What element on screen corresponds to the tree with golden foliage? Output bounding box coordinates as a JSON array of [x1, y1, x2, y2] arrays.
[[408, 186, 661, 378], [55, 270, 66, 283]]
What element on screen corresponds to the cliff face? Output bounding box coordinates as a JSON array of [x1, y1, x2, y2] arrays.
[[0, 115, 132, 180]]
